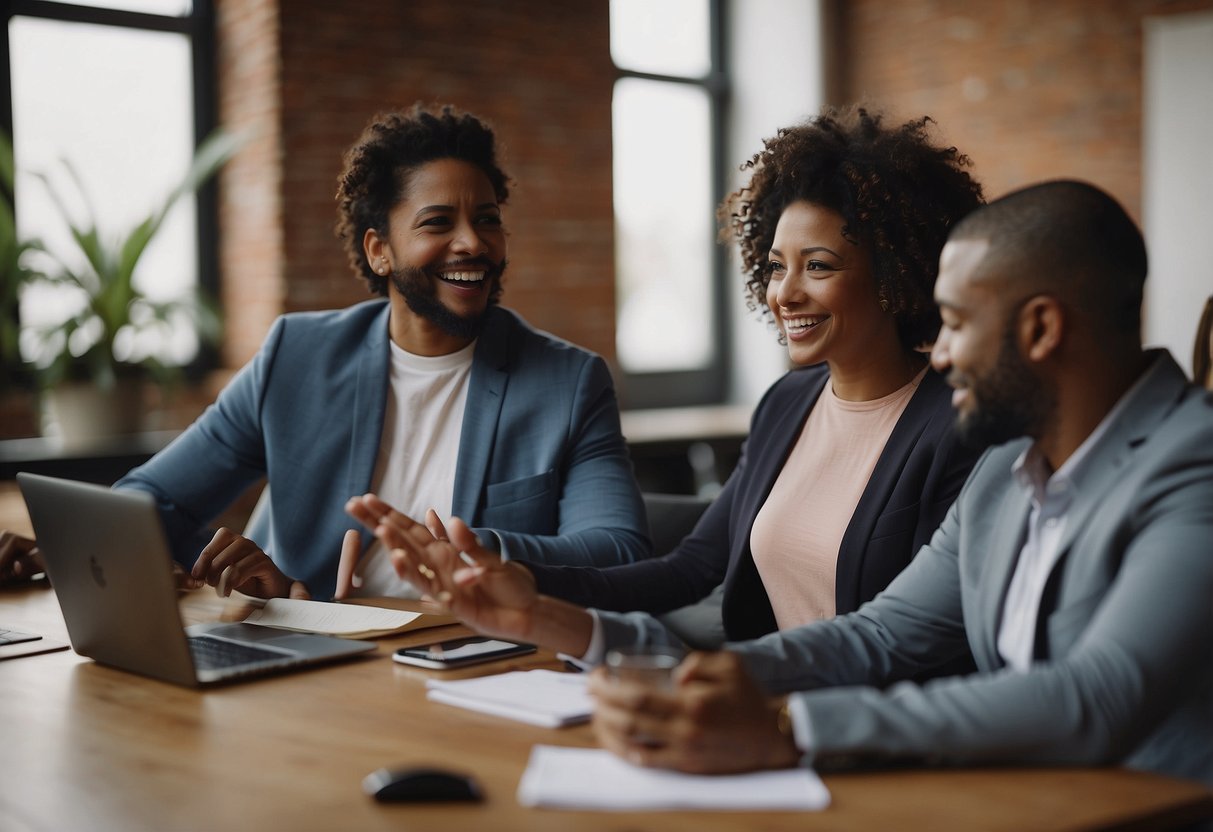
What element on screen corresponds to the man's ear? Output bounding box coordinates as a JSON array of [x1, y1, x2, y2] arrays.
[[1017, 295, 1064, 362], [363, 227, 391, 273]]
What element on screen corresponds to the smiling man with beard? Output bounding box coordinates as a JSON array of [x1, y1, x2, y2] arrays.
[[82, 104, 649, 600]]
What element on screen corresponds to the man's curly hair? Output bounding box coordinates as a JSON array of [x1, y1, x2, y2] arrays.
[[719, 106, 984, 349], [336, 104, 511, 296]]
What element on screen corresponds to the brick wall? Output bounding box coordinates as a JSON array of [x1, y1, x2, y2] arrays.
[[834, 0, 1213, 221], [13, 1, 1204, 438], [216, 0, 285, 370], [0, 1, 615, 439], [224, 0, 618, 367]]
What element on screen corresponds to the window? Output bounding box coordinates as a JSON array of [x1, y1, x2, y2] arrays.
[[2, 0, 216, 373], [610, 0, 728, 408]]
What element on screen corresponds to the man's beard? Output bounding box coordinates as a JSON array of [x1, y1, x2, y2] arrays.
[[952, 322, 1054, 449], [390, 259, 506, 341]]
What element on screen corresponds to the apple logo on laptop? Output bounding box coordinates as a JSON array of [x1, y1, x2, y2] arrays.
[[89, 555, 107, 588]]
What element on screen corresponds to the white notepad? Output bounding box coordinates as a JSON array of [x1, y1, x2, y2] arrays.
[[425, 669, 592, 727], [517, 745, 831, 811]]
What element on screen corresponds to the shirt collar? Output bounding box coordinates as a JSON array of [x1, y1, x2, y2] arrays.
[[1012, 352, 1163, 504]]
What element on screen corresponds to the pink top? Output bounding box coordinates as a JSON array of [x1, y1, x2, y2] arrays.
[[750, 367, 927, 629]]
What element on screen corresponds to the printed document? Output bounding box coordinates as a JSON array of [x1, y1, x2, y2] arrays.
[[241, 596, 455, 638], [517, 745, 830, 811]]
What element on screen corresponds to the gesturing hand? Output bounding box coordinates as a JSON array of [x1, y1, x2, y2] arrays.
[[191, 527, 309, 599], [345, 493, 539, 641]]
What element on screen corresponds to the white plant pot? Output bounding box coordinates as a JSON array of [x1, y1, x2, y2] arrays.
[[43, 378, 146, 448]]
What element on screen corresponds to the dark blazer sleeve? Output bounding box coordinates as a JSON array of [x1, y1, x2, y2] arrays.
[[534, 367, 979, 657], [529, 367, 825, 617], [529, 433, 751, 613]]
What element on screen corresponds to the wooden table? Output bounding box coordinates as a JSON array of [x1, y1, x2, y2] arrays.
[[1, 585, 1210, 832]]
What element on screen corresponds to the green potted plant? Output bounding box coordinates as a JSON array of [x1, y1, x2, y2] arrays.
[[15, 130, 242, 445], [1, 132, 39, 391], [0, 132, 44, 438]]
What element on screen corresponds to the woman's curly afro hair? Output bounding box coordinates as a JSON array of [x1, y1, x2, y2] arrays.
[[335, 103, 511, 296], [719, 106, 984, 349]]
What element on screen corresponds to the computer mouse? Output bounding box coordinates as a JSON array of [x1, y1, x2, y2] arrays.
[[362, 766, 484, 803]]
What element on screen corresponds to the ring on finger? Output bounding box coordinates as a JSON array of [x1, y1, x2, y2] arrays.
[[417, 564, 436, 580]]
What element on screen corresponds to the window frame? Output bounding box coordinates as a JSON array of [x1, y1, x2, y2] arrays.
[[1, 0, 219, 377], [612, 0, 731, 409]]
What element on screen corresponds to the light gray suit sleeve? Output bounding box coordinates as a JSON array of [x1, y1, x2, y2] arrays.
[[739, 443, 1213, 776]]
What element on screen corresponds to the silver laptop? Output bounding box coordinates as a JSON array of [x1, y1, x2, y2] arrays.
[[18, 472, 376, 687]]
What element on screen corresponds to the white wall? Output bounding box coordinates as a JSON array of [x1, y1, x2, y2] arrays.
[[725, 0, 826, 405], [1143, 11, 1213, 377]]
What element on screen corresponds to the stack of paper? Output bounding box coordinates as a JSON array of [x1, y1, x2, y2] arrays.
[[517, 745, 831, 811], [241, 597, 456, 638], [425, 669, 592, 727]]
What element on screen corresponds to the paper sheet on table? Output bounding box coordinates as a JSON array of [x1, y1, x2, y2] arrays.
[[242, 597, 455, 638], [517, 745, 830, 811], [426, 670, 592, 728]]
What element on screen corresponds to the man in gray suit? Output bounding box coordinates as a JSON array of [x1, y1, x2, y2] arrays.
[[369, 180, 1212, 785]]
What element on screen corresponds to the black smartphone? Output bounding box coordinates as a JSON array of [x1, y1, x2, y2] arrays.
[[393, 637, 536, 669]]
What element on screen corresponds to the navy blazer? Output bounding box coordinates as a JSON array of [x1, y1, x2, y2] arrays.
[[117, 301, 649, 599], [531, 363, 979, 642]]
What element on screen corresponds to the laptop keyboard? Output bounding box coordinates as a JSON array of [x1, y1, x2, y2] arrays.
[[0, 626, 43, 646], [188, 636, 289, 670]]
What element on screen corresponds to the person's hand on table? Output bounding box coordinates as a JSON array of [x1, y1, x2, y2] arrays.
[[191, 527, 309, 599], [0, 530, 45, 585], [587, 650, 801, 775]]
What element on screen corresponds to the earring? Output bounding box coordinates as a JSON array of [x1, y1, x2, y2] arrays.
[[377, 260, 388, 275], [879, 298, 890, 313]]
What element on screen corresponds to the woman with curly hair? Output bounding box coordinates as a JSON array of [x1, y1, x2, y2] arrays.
[[353, 106, 987, 657]]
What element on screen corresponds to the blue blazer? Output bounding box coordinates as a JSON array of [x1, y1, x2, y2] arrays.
[[531, 363, 979, 642], [117, 301, 649, 599]]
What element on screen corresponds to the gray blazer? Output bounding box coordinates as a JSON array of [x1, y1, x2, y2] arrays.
[[118, 301, 649, 599], [600, 351, 1213, 784]]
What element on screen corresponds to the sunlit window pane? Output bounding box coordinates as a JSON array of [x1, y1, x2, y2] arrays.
[[11, 15, 198, 367], [613, 79, 713, 373], [61, 0, 193, 15], [610, 0, 711, 78]]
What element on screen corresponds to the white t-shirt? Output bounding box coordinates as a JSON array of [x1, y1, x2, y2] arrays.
[[351, 339, 474, 598]]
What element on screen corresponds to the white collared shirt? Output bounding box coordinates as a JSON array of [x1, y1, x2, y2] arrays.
[[996, 361, 1153, 671]]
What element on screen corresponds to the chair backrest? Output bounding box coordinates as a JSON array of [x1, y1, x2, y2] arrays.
[[642, 492, 712, 557], [642, 492, 726, 650]]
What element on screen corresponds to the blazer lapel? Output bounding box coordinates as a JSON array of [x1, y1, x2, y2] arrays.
[[835, 369, 945, 610], [723, 368, 826, 638], [1041, 353, 1190, 600], [976, 475, 1031, 669], [733, 370, 827, 545], [346, 304, 392, 526], [452, 308, 509, 520]]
